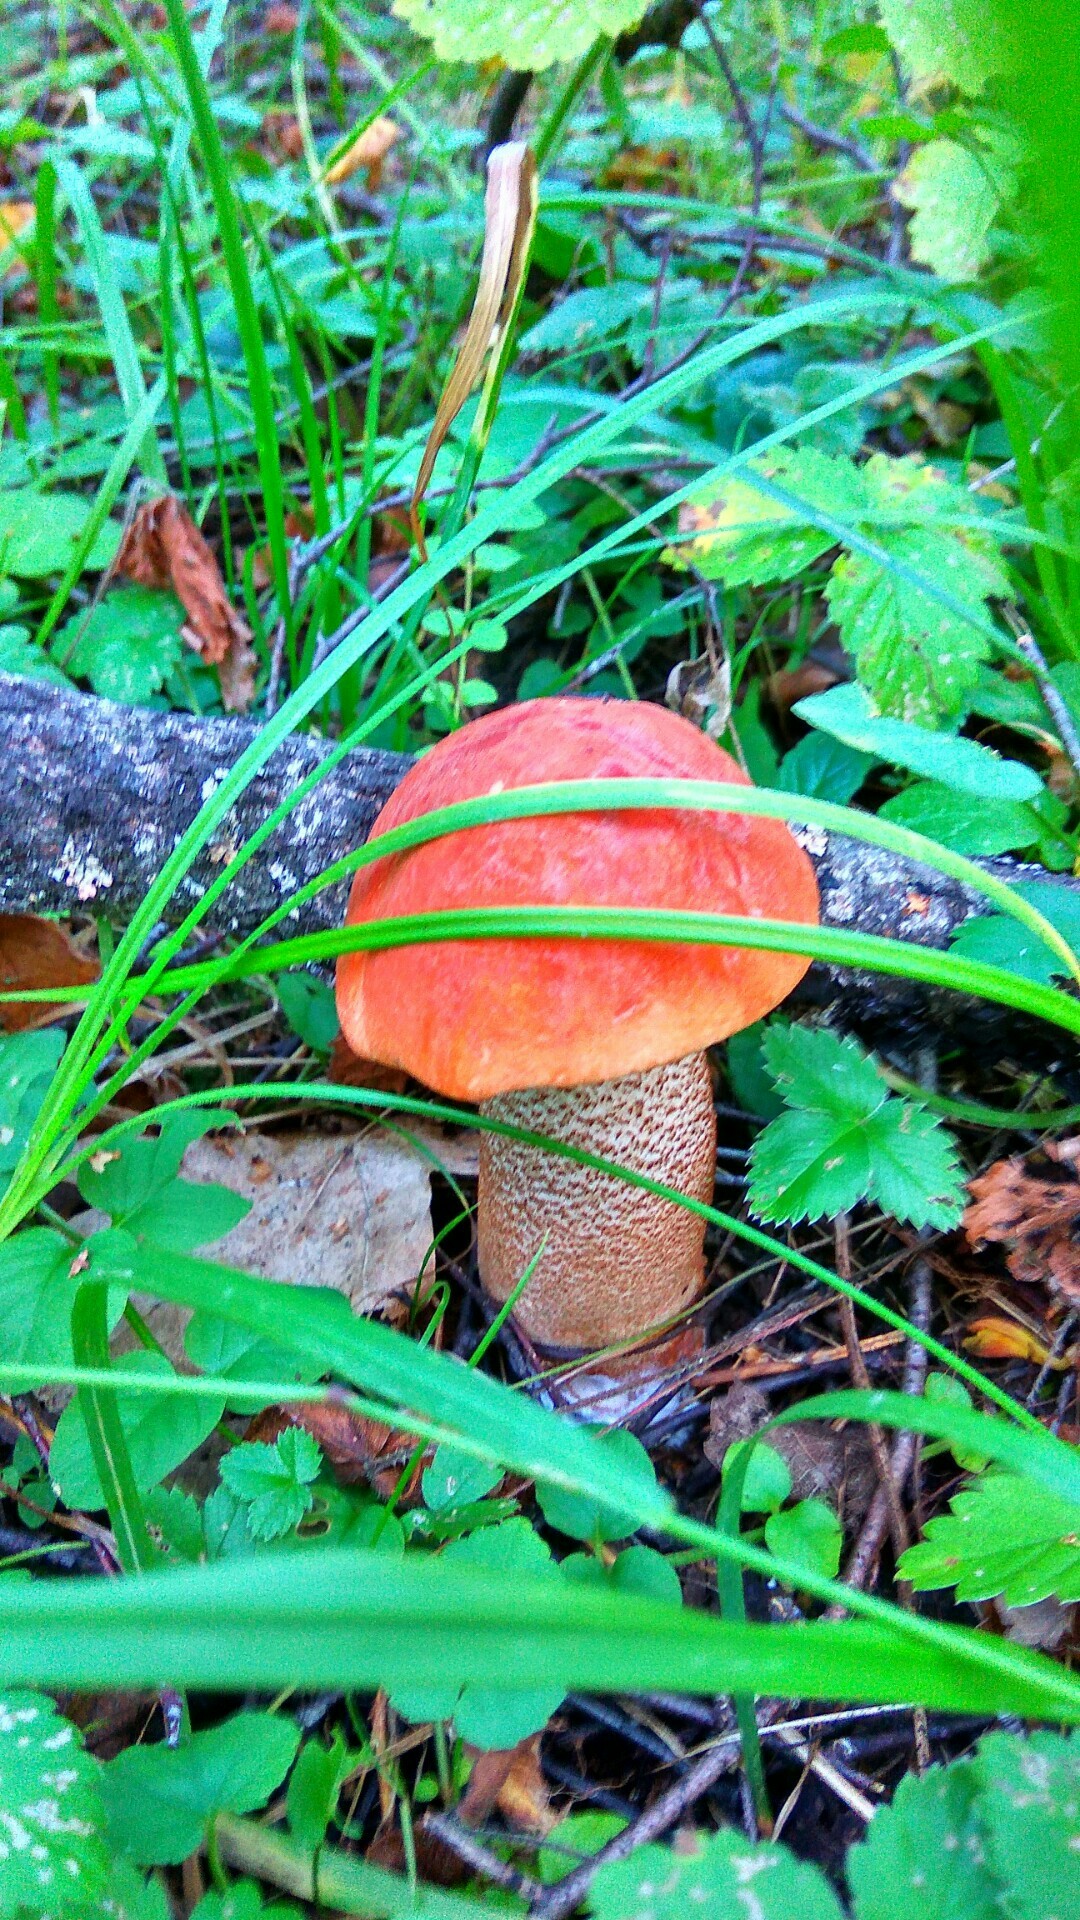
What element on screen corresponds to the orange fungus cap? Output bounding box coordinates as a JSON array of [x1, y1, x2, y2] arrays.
[[335, 697, 820, 1101]]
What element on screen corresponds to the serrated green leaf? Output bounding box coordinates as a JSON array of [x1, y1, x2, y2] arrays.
[[896, 140, 1004, 281], [878, 0, 1012, 92], [589, 1826, 844, 1920], [0, 487, 119, 578], [971, 1731, 1080, 1920], [899, 1473, 1080, 1606], [846, 1759, 999, 1920], [748, 1024, 965, 1229], [795, 682, 1041, 796], [52, 586, 185, 705], [671, 446, 860, 586], [391, 0, 650, 68], [0, 1690, 108, 1916], [949, 880, 1080, 984], [100, 1713, 300, 1866], [877, 780, 1047, 855], [219, 1430, 323, 1542]]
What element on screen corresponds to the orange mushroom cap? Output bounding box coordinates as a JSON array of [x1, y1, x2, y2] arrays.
[[336, 696, 819, 1102]]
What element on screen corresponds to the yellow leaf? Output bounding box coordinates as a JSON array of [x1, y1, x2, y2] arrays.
[[325, 116, 401, 189], [964, 1316, 1054, 1366], [0, 201, 35, 274]]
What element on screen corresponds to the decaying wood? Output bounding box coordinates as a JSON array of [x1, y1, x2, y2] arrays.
[[1, 672, 1077, 1037]]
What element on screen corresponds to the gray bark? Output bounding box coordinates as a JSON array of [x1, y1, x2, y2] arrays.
[[1, 672, 1076, 1043]]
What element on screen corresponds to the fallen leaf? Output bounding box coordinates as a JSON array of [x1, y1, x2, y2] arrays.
[[460, 1736, 554, 1835], [263, 1, 298, 29], [0, 913, 98, 1032], [272, 1400, 421, 1500], [250, 507, 314, 592], [964, 1151, 1080, 1301], [116, 494, 257, 711], [181, 1128, 436, 1313], [262, 109, 305, 162], [964, 1315, 1054, 1365], [325, 116, 401, 190], [0, 202, 34, 276]]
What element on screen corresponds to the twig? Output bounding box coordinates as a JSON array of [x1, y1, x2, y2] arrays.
[[423, 1812, 542, 1902], [1009, 622, 1080, 779], [780, 102, 876, 174]]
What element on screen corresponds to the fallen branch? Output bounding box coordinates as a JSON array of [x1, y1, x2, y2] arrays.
[[1, 674, 1075, 1036]]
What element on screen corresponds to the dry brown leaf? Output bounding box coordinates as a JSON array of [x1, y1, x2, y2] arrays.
[[460, 1736, 554, 1835], [411, 141, 537, 554], [116, 494, 257, 711], [325, 116, 401, 190], [0, 914, 98, 1032], [249, 507, 314, 591], [263, 2, 298, 29], [964, 1150, 1080, 1301], [262, 109, 304, 161], [182, 1128, 435, 1313]]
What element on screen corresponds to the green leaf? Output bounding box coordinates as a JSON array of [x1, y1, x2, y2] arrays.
[[0, 1229, 80, 1370], [219, 1430, 323, 1543], [878, 780, 1051, 856], [765, 1499, 842, 1582], [723, 1438, 792, 1515], [99, 1859, 175, 1919], [747, 1024, 965, 1229], [0, 1029, 66, 1188], [49, 1350, 225, 1509], [877, 0, 1012, 91], [0, 487, 119, 578], [0, 623, 71, 686], [846, 1759, 1000, 1920], [0, 1689, 108, 1915], [561, 1544, 683, 1607], [422, 1444, 502, 1515], [101, 1712, 301, 1866], [949, 881, 1080, 984], [275, 972, 339, 1056], [673, 446, 860, 587], [390, 0, 650, 68], [725, 1024, 785, 1121], [536, 1428, 657, 1542], [588, 1827, 844, 1920], [538, 1811, 627, 1885], [895, 139, 1007, 282], [183, 1311, 318, 1415], [144, 1484, 204, 1563], [899, 1472, 1080, 1606], [923, 1372, 990, 1472], [52, 586, 185, 706], [675, 450, 1011, 723], [78, 1111, 249, 1251], [285, 1732, 350, 1855], [388, 1519, 566, 1748], [794, 683, 1041, 798], [777, 732, 876, 802], [971, 1730, 1080, 1920]]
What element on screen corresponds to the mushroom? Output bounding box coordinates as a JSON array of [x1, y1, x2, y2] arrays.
[[336, 697, 819, 1364]]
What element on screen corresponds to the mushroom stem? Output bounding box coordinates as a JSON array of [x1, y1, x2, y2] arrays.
[[477, 1052, 716, 1354]]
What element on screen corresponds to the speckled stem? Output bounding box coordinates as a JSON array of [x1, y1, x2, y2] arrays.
[[477, 1053, 716, 1353]]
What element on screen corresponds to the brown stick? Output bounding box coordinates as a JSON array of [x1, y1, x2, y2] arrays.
[[1, 674, 1076, 1034]]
